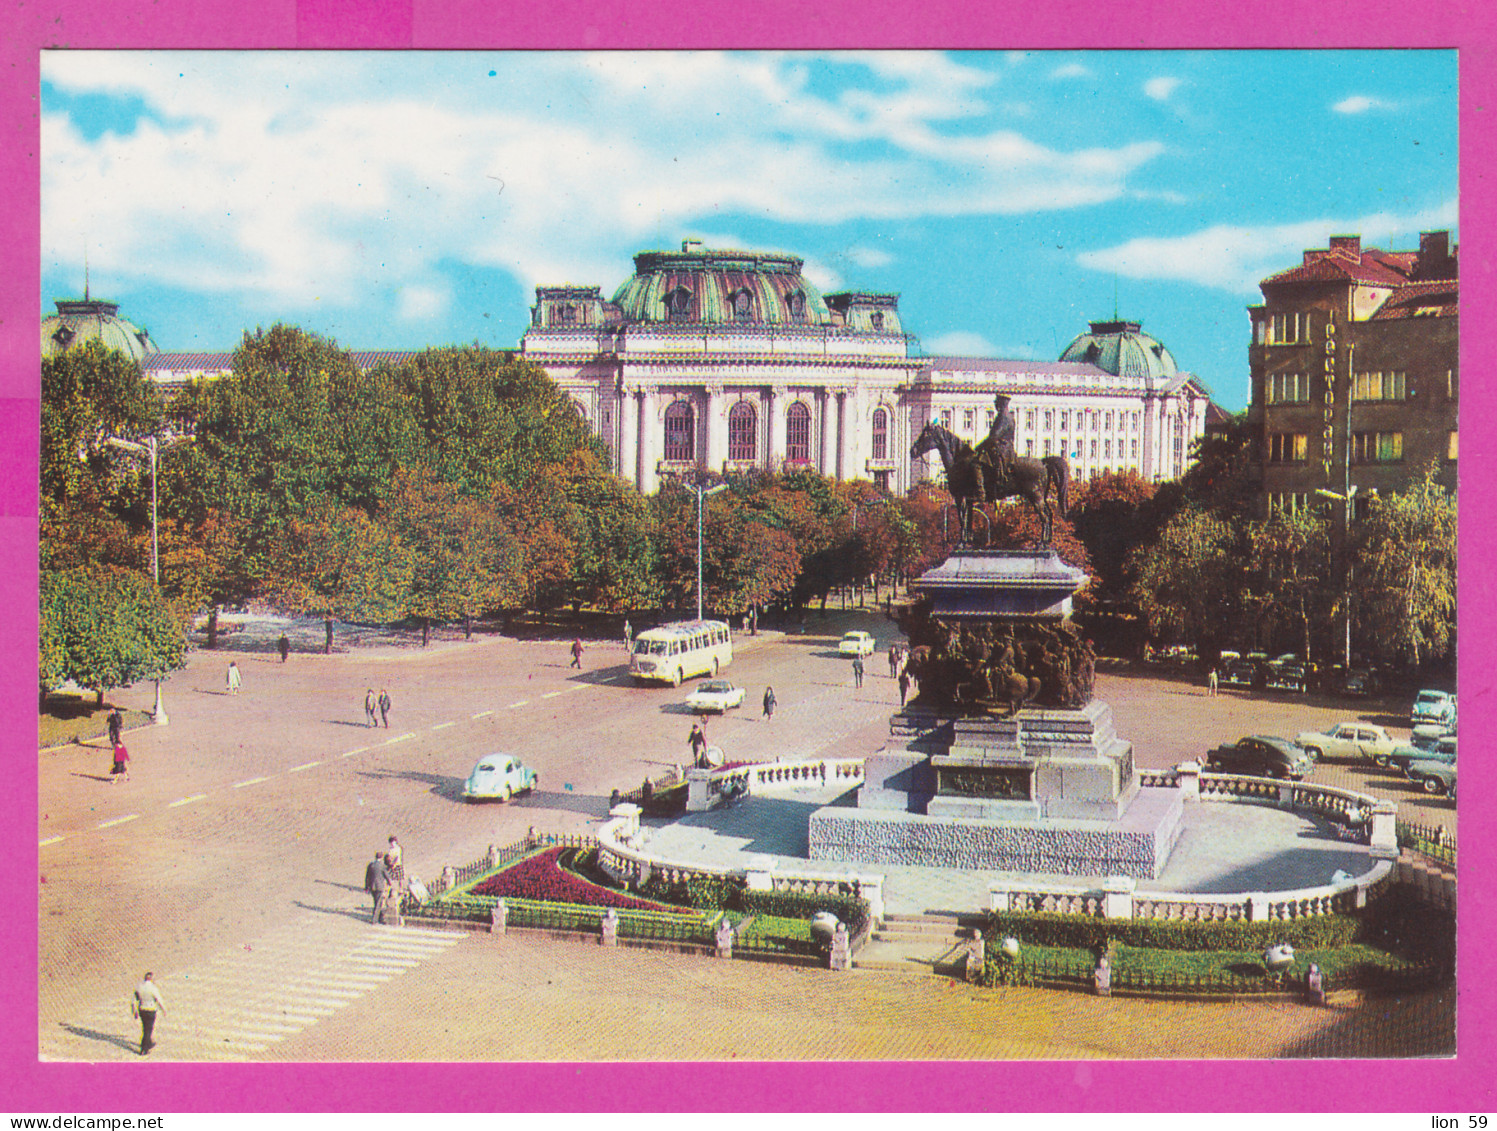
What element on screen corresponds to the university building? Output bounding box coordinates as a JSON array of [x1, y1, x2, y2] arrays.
[[1247, 230, 1458, 516], [522, 241, 1214, 495]]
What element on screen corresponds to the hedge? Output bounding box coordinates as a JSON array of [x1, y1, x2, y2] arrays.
[[985, 909, 1361, 952]]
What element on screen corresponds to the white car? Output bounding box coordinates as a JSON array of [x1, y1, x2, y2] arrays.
[[685, 679, 746, 713], [838, 631, 876, 657], [462, 754, 539, 802]]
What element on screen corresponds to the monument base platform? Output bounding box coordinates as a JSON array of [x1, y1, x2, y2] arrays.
[[808, 785, 1185, 880]]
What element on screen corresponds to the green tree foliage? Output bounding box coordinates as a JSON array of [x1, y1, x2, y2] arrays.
[[560, 452, 663, 612], [651, 480, 800, 615], [1352, 465, 1456, 665], [266, 502, 416, 631], [1243, 506, 1332, 661], [1127, 505, 1246, 653], [40, 566, 187, 702]]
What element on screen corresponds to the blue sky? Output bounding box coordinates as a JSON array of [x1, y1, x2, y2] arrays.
[[40, 50, 1457, 410]]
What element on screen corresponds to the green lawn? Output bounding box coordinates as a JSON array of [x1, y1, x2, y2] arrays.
[[39, 695, 153, 750]]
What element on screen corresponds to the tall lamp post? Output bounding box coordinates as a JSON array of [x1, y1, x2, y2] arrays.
[[1315, 484, 1360, 670], [105, 431, 187, 724], [690, 481, 727, 621]]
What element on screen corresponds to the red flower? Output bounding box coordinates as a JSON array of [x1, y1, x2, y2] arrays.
[[469, 847, 688, 914]]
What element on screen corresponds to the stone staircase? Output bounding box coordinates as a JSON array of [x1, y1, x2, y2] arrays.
[[852, 911, 986, 978]]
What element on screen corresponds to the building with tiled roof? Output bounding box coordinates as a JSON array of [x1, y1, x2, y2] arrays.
[[1247, 230, 1457, 515], [523, 240, 1214, 493]]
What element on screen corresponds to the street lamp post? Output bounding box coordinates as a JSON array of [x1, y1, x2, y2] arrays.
[[690, 481, 727, 622], [105, 431, 186, 724], [1315, 484, 1359, 670]]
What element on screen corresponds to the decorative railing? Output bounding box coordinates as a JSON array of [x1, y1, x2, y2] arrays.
[[1137, 767, 1180, 789], [1397, 820, 1457, 868]]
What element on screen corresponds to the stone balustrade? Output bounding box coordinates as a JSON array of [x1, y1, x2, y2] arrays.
[[688, 756, 865, 812]]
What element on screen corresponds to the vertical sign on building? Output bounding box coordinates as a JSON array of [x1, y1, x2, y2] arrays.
[[1322, 311, 1337, 481]]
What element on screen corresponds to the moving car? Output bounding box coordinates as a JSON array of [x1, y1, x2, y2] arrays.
[[1390, 735, 1457, 777], [1411, 689, 1456, 728], [838, 631, 876, 657], [462, 754, 539, 802], [1293, 722, 1397, 765], [685, 679, 746, 713], [1406, 759, 1455, 796], [1203, 735, 1315, 780]]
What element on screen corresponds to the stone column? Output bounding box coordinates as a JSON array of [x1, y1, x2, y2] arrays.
[[855, 873, 884, 925], [638, 386, 658, 494], [1101, 875, 1135, 920], [705, 384, 727, 471], [489, 898, 508, 935], [1177, 760, 1201, 798], [1369, 800, 1399, 859], [617, 387, 636, 487], [601, 907, 619, 946], [767, 385, 787, 468], [829, 922, 852, 971], [834, 388, 848, 480], [816, 387, 829, 473], [686, 768, 715, 812], [715, 919, 734, 959]]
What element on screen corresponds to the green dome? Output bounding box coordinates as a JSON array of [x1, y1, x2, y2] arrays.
[[1059, 319, 1177, 381], [42, 297, 160, 363], [610, 241, 834, 327]]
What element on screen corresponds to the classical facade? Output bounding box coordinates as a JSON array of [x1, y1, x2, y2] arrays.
[[522, 242, 1213, 495], [1246, 231, 1458, 515]]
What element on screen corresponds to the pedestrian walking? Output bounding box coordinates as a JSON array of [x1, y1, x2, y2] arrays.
[[106, 708, 123, 748], [899, 669, 912, 707], [384, 836, 405, 923], [226, 661, 241, 695], [570, 638, 584, 669], [132, 972, 164, 1055], [623, 620, 633, 651], [1208, 668, 1219, 697], [377, 688, 392, 728], [109, 741, 131, 784], [852, 655, 864, 689], [277, 634, 290, 663], [888, 645, 900, 678], [364, 851, 387, 923], [688, 722, 707, 766], [364, 688, 378, 727], [762, 686, 776, 721]]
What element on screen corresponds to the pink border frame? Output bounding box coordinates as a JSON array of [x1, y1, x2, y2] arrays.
[[3, 1, 1491, 1113]]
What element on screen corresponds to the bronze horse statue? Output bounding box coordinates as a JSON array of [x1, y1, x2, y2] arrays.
[[910, 420, 1071, 546]]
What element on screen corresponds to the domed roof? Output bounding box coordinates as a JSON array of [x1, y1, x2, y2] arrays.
[[610, 240, 835, 327], [1058, 319, 1177, 381], [42, 296, 160, 363]]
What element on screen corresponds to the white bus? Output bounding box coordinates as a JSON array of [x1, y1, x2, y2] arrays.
[[629, 619, 734, 686]]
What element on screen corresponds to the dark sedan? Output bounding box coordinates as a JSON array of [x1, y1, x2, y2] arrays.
[[1203, 735, 1315, 780]]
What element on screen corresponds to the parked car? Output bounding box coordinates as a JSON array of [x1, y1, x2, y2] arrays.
[[1293, 721, 1398, 765], [1338, 668, 1381, 697], [1203, 735, 1315, 780], [838, 630, 876, 657], [1406, 759, 1456, 796], [685, 679, 746, 713], [462, 753, 539, 802], [1265, 663, 1307, 693], [1220, 661, 1258, 689], [1390, 735, 1457, 777], [1411, 689, 1457, 728]]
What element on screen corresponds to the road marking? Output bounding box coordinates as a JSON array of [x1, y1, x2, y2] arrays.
[[233, 776, 270, 788], [168, 794, 208, 808], [541, 690, 564, 699], [506, 699, 529, 708], [431, 721, 456, 731], [471, 710, 494, 719], [288, 761, 321, 773], [96, 814, 139, 829], [565, 684, 585, 693], [385, 732, 416, 744], [342, 746, 369, 758], [39, 835, 64, 847]]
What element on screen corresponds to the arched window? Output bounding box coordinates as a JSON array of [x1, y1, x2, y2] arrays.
[[728, 402, 757, 461], [730, 289, 754, 322], [664, 401, 695, 461], [870, 312, 884, 331], [786, 291, 806, 323], [871, 408, 889, 459], [785, 402, 812, 463], [666, 286, 693, 322]]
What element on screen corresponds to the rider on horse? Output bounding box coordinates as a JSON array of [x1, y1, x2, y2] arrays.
[[972, 393, 1017, 503]]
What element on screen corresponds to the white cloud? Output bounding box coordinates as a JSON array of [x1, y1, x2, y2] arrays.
[[844, 246, 893, 269], [1077, 200, 1459, 293], [924, 330, 998, 356], [1333, 95, 1393, 114], [1050, 63, 1092, 80], [41, 51, 1168, 315], [396, 283, 449, 322], [1144, 77, 1183, 102]]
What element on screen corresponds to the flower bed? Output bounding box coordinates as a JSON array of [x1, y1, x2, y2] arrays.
[[467, 846, 691, 913]]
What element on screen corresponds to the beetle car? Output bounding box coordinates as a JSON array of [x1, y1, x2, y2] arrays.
[[462, 754, 539, 802], [1292, 722, 1397, 765], [1203, 735, 1315, 780], [685, 679, 747, 713], [838, 631, 876, 657]]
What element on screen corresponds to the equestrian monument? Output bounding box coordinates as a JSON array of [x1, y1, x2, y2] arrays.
[[807, 408, 1185, 879]]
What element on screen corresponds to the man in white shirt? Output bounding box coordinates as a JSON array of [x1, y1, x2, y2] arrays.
[[133, 973, 164, 1055]]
